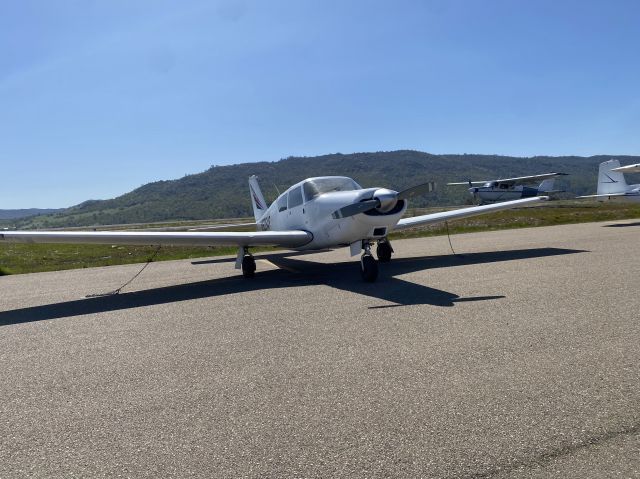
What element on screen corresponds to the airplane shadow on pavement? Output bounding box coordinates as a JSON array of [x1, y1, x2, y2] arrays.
[[0, 247, 586, 326]]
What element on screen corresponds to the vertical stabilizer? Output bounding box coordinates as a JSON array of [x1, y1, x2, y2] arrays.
[[597, 160, 628, 195], [249, 175, 268, 222]]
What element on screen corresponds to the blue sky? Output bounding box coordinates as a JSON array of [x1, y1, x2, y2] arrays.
[[1, 0, 639, 208]]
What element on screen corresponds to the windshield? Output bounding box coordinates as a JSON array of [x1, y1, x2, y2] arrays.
[[303, 177, 361, 201]]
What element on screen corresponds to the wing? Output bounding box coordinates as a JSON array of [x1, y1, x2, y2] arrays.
[[448, 173, 566, 187], [494, 172, 567, 185], [447, 181, 487, 186], [0, 230, 312, 248], [611, 163, 640, 173], [393, 196, 548, 231], [577, 193, 639, 199]]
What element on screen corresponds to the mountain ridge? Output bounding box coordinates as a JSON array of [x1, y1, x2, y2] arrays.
[[7, 150, 640, 228]]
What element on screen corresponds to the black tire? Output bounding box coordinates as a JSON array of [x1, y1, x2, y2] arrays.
[[242, 255, 256, 278], [360, 254, 379, 282], [376, 242, 393, 262]]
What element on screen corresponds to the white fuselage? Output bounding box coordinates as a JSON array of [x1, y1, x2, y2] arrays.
[[256, 178, 407, 250], [471, 184, 538, 203]]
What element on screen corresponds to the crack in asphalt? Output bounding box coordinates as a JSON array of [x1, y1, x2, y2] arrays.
[[461, 422, 639, 479]]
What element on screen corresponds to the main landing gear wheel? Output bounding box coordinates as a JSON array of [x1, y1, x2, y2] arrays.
[[241, 255, 256, 278], [360, 254, 379, 282], [376, 241, 393, 263]]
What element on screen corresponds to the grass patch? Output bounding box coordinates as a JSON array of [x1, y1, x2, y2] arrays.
[[1, 201, 639, 275]]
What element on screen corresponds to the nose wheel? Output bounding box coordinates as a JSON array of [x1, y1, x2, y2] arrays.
[[360, 241, 379, 282], [376, 240, 393, 262], [236, 246, 256, 278], [241, 254, 256, 278]]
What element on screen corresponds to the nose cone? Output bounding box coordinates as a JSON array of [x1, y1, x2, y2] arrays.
[[374, 188, 398, 212]]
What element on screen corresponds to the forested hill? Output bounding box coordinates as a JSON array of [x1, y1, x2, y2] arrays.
[[9, 151, 640, 228], [0, 209, 63, 220]]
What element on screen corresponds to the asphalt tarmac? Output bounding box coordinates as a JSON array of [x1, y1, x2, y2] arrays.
[[1, 220, 638, 478]]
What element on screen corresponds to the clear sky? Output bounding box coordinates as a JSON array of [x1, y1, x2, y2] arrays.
[[1, 0, 639, 208]]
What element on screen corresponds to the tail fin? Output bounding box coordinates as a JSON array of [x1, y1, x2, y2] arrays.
[[538, 178, 556, 192], [597, 160, 628, 195], [249, 175, 268, 221]]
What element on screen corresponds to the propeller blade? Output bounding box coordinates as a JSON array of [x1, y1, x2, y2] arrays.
[[397, 181, 436, 200], [332, 199, 379, 219]]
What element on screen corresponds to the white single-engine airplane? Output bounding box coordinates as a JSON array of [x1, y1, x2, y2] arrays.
[[448, 172, 566, 204], [578, 159, 640, 203], [1, 176, 548, 281]]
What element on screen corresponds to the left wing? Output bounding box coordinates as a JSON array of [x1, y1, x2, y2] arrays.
[[394, 196, 548, 231], [0, 230, 312, 248], [612, 163, 640, 173]]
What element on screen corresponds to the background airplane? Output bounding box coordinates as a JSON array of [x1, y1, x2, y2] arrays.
[[1, 176, 548, 282], [578, 159, 640, 202], [448, 173, 567, 204]]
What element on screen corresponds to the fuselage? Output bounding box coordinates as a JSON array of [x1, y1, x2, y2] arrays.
[[256, 176, 408, 250], [471, 183, 539, 203]]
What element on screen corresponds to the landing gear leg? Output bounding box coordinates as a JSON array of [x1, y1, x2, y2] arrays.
[[236, 246, 256, 278], [376, 238, 393, 263], [360, 241, 379, 282]]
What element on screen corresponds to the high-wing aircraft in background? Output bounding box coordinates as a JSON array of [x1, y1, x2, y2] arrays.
[[448, 172, 567, 204], [1, 176, 548, 282], [578, 159, 640, 203]]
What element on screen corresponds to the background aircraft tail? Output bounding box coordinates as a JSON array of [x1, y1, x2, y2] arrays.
[[597, 159, 628, 195], [538, 178, 556, 192], [249, 175, 268, 221]]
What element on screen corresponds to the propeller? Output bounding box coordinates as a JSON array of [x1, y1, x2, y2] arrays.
[[332, 199, 379, 219], [331, 181, 436, 219]]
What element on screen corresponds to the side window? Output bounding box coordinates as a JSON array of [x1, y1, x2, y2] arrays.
[[288, 186, 303, 208], [277, 194, 287, 212]]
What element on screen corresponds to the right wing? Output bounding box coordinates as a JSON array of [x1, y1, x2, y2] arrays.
[[0, 230, 312, 248], [394, 196, 548, 231]]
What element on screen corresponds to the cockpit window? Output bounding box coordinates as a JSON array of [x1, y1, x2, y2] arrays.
[[277, 194, 287, 212], [288, 186, 304, 208], [303, 177, 361, 201]]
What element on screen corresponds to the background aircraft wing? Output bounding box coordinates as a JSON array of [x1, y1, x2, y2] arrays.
[[447, 181, 488, 186], [393, 196, 548, 231], [577, 193, 638, 199], [611, 163, 640, 173], [0, 230, 312, 248], [494, 172, 567, 185], [447, 172, 566, 186]]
